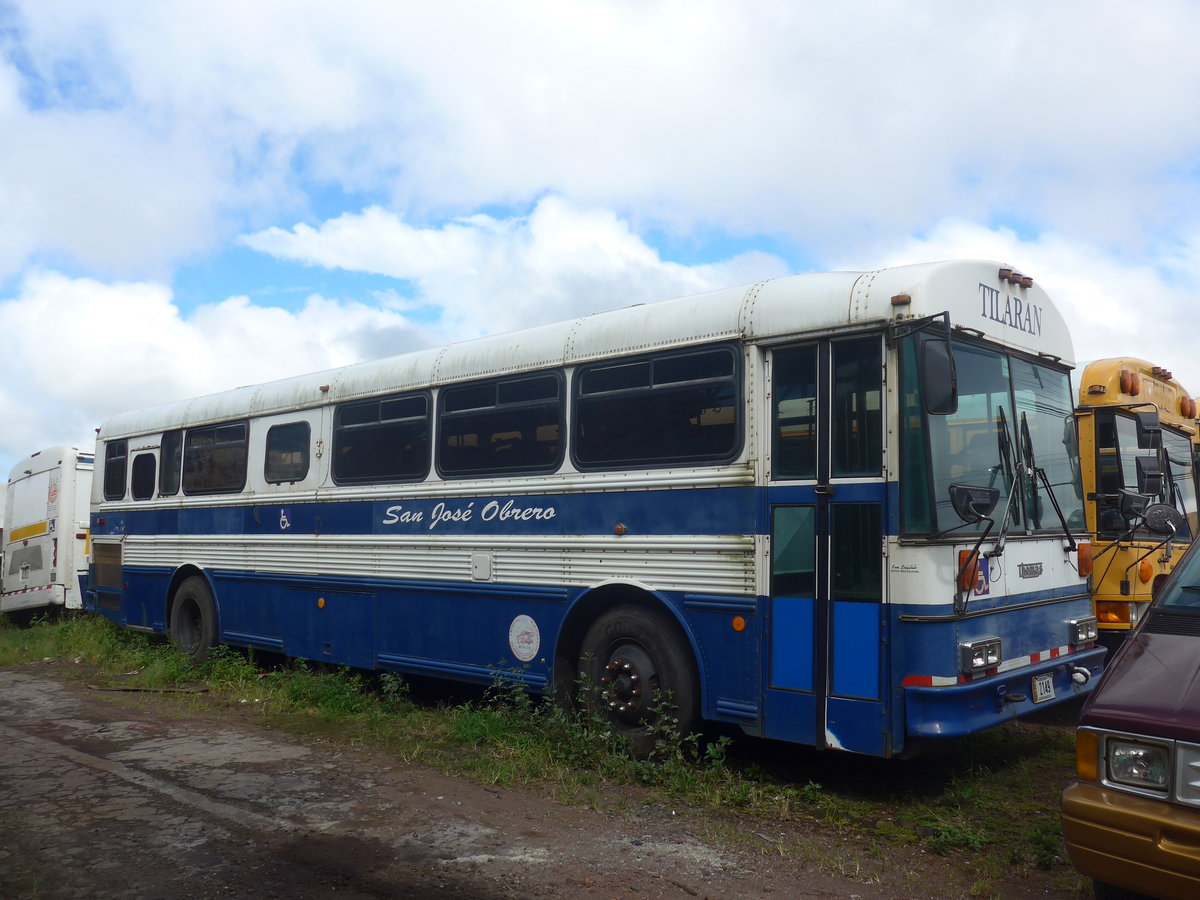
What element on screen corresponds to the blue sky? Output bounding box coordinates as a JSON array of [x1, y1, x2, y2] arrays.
[[3, 0, 1200, 497]]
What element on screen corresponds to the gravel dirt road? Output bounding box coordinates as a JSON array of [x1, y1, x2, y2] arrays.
[[0, 662, 1086, 899]]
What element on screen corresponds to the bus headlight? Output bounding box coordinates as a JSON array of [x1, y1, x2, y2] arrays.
[[1069, 616, 1098, 644], [1107, 738, 1170, 792], [960, 637, 1002, 674]]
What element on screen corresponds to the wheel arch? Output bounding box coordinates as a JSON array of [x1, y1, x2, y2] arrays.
[[553, 581, 703, 706]]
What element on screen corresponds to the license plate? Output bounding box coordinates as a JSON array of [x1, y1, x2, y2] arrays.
[[1032, 672, 1055, 704]]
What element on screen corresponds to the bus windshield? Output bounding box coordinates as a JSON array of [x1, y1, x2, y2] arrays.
[[1163, 426, 1199, 539], [902, 339, 1084, 537], [1092, 415, 1197, 542]]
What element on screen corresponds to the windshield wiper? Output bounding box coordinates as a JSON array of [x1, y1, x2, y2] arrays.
[[987, 407, 1022, 561]]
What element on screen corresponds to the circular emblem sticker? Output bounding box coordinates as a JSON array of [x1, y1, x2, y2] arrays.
[[508, 614, 541, 663]]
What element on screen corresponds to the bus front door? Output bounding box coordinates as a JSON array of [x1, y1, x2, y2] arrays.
[[764, 338, 888, 755]]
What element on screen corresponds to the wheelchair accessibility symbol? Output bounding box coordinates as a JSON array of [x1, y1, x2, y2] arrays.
[[279, 509, 292, 530]]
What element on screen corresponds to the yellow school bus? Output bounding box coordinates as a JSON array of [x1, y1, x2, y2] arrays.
[[1075, 358, 1200, 650]]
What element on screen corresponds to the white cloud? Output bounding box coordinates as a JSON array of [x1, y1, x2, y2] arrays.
[[6, 1, 1200, 279], [0, 270, 436, 477], [240, 195, 790, 335]]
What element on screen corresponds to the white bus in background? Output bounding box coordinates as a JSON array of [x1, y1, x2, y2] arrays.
[[2, 447, 94, 620]]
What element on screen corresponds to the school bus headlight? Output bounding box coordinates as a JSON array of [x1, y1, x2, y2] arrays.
[[1069, 616, 1098, 644], [1107, 738, 1170, 792], [960, 637, 1002, 673]]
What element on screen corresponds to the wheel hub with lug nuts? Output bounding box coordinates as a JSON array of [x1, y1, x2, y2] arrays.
[[600, 645, 655, 720]]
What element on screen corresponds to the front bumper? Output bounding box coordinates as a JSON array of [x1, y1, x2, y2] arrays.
[[1061, 781, 1200, 900], [904, 646, 1105, 738]]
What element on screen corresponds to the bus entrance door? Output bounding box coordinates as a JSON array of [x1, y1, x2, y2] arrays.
[[764, 339, 888, 755]]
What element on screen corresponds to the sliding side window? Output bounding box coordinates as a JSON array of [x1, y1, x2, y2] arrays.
[[439, 374, 563, 477], [102, 440, 128, 501], [182, 422, 249, 494], [333, 393, 430, 484], [574, 344, 741, 468]]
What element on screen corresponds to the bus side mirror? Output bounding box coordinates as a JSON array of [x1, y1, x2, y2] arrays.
[[949, 484, 1000, 524], [1143, 502, 1185, 537], [1117, 488, 1150, 520], [1135, 409, 1161, 449], [1136, 455, 1163, 496], [922, 338, 958, 416]]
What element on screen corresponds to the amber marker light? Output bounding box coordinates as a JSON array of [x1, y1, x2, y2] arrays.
[[1075, 730, 1099, 781], [732, 616, 746, 633], [1139, 560, 1154, 584], [317, 597, 326, 609], [957, 550, 979, 592], [614, 523, 628, 536], [1077, 542, 1093, 577]]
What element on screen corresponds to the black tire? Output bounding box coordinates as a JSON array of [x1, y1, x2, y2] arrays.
[[169, 576, 218, 665], [577, 605, 698, 757]]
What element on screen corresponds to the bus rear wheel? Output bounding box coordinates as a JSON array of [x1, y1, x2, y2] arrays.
[[578, 605, 697, 758], [169, 576, 217, 665]]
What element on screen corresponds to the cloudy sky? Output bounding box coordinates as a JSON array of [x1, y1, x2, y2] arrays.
[[3, 0, 1199, 499]]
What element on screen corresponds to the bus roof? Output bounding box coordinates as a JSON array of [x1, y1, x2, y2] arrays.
[[98, 259, 1072, 440], [7, 447, 94, 483]]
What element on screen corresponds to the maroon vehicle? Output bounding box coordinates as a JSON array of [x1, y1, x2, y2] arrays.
[[1062, 503, 1200, 899]]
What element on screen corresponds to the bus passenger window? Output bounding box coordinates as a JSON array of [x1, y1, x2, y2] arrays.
[[130, 453, 156, 501], [575, 345, 740, 468], [182, 422, 249, 494], [333, 393, 429, 484], [103, 440, 128, 501], [438, 374, 563, 477], [159, 429, 182, 496], [265, 422, 311, 483]]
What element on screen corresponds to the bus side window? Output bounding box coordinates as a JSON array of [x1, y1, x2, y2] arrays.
[[103, 440, 128, 501], [333, 393, 429, 484], [130, 453, 156, 501], [159, 429, 182, 496], [182, 422, 249, 494], [439, 374, 563, 477], [575, 345, 740, 468], [265, 422, 311, 483]]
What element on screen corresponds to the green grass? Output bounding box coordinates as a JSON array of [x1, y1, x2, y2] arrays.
[[0, 613, 1086, 895]]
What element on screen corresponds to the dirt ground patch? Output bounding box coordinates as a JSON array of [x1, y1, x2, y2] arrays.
[[0, 661, 1087, 899]]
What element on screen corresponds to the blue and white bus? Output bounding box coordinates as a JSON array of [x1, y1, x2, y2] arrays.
[[86, 259, 1102, 757]]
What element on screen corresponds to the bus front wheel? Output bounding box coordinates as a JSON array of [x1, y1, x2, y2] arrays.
[[169, 577, 217, 665], [578, 605, 698, 757]]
